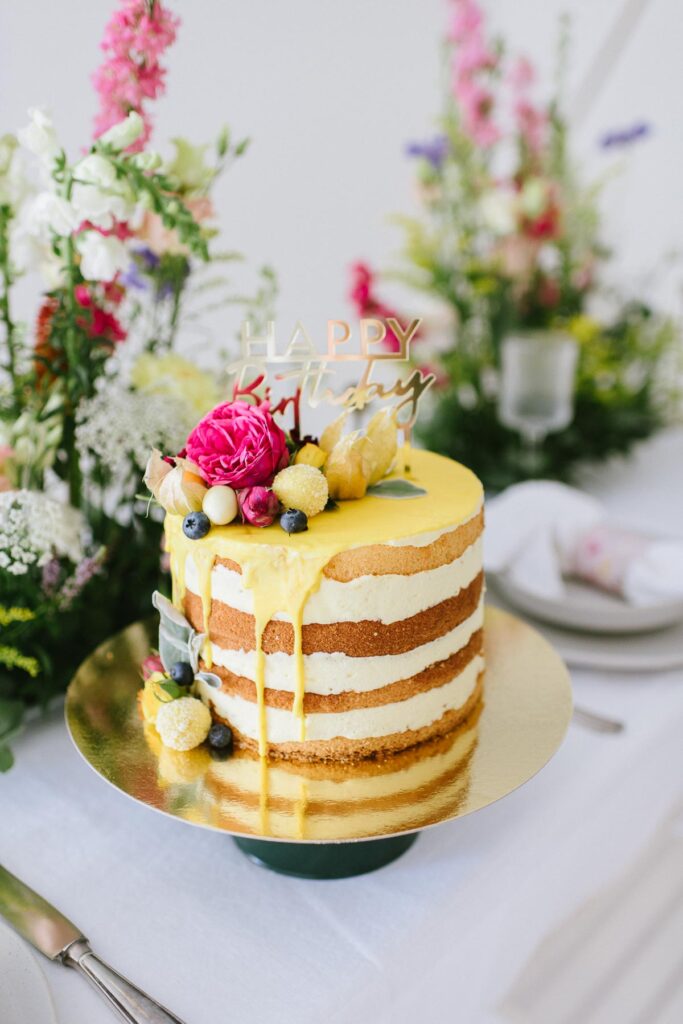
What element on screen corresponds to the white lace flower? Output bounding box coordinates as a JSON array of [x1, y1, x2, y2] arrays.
[[0, 491, 85, 574], [75, 385, 196, 478], [76, 232, 129, 282]]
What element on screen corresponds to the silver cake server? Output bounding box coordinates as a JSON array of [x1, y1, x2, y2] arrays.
[[0, 863, 187, 1024]]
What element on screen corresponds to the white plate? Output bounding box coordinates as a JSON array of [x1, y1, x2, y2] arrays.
[[0, 919, 57, 1024], [490, 573, 683, 635], [488, 583, 683, 673]]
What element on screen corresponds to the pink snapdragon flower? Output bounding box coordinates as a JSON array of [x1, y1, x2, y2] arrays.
[[449, 0, 500, 149], [348, 262, 421, 354], [92, 0, 180, 151], [448, 0, 483, 42]]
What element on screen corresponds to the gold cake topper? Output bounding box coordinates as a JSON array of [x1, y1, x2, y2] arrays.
[[228, 317, 433, 438]]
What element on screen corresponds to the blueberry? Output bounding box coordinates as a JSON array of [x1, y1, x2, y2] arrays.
[[280, 509, 308, 534], [169, 661, 194, 687], [182, 511, 210, 540], [208, 723, 233, 751]]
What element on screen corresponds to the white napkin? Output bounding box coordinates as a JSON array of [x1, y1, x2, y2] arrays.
[[484, 481, 683, 606]]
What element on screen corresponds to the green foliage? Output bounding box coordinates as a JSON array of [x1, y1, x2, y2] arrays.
[[417, 305, 679, 490]]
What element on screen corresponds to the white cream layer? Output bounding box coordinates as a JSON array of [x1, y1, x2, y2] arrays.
[[185, 537, 482, 626], [208, 598, 484, 694], [386, 500, 482, 547], [196, 654, 483, 743]]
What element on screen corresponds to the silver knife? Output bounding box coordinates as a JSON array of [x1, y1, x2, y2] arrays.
[[0, 863, 187, 1024]]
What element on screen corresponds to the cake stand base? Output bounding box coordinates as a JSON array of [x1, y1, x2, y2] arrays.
[[233, 833, 418, 879]]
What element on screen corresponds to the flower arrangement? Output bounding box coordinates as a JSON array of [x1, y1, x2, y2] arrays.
[[350, 0, 680, 489], [144, 397, 402, 537], [0, 0, 273, 767]]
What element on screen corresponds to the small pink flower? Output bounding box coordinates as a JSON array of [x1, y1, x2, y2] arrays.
[[508, 56, 535, 92], [184, 401, 289, 489], [237, 486, 280, 528], [142, 653, 164, 680]]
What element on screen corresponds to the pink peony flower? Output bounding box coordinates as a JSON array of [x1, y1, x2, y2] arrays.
[[237, 486, 280, 528], [184, 401, 289, 489]]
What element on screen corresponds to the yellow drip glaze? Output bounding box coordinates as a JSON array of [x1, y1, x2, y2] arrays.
[[259, 755, 270, 834], [164, 450, 483, 758], [295, 780, 308, 840]]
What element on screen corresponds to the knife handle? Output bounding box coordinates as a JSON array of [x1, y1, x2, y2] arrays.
[[64, 939, 187, 1024]]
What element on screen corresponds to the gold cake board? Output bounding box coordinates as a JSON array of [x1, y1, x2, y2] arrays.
[[65, 606, 572, 878]]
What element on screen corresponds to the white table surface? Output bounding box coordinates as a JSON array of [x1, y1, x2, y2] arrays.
[[3, 430, 683, 1024]]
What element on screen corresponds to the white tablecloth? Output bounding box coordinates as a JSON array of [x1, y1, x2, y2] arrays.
[[3, 431, 683, 1024]]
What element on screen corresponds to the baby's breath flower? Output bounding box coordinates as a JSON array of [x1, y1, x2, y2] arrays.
[[0, 491, 85, 574], [75, 384, 195, 476]]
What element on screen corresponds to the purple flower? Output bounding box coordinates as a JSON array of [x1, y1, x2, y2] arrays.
[[405, 135, 449, 169], [41, 558, 61, 596], [600, 122, 651, 149]]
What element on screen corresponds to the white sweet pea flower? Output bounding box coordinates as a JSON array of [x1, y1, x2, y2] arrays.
[[24, 191, 80, 237], [131, 150, 162, 172], [98, 111, 145, 152], [18, 107, 60, 167], [71, 154, 134, 228], [0, 134, 32, 208], [10, 205, 65, 285], [479, 190, 517, 235], [76, 231, 129, 281]]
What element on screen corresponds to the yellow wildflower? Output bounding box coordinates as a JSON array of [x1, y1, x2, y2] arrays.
[[131, 354, 220, 420], [0, 646, 40, 678]]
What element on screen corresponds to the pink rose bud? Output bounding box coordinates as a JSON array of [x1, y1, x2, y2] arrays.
[[141, 654, 165, 680], [184, 400, 289, 488], [237, 486, 280, 528]]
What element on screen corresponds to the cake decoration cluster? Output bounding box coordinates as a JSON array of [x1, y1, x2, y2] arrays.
[[139, 594, 233, 754], [143, 395, 407, 537]]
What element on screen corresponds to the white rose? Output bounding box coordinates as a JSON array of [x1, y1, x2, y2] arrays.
[[25, 191, 79, 237], [98, 112, 145, 152], [480, 190, 517, 235], [18, 107, 59, 166], [71, 154, 134, 228], [76, 232, 129, 281]]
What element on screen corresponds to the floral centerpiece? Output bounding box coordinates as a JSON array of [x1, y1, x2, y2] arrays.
[[0, 0, 273, 767], [350, 0, 680, 490]]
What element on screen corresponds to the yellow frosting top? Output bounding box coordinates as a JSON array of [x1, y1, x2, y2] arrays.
[[164, 449, 483, 755]]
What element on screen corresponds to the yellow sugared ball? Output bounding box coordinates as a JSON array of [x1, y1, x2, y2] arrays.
[[202, 485, 238, 526], [272, 464, 329, 519], [155, 696, 212, 751]]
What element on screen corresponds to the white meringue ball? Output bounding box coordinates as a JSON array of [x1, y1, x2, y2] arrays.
[[202, 485, 238, 526]]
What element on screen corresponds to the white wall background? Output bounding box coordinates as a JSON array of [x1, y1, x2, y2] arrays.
[[1, 0, 682, 364]]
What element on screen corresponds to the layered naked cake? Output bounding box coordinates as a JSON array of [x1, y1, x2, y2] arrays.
[[164, 448, 484, 760]]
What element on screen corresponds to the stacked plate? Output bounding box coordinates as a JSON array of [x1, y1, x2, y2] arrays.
[[487, 572, 683, 672]]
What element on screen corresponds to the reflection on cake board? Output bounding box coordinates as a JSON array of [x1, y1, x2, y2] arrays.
[[66, 606, 572, 878]]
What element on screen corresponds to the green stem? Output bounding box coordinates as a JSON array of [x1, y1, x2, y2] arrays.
[[61, 173, 83, 509], [0, 208, 20, 414]]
